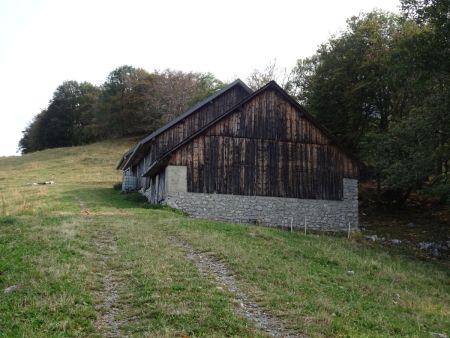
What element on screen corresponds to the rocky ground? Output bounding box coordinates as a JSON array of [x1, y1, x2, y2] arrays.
[[359, 201, 450, 262]]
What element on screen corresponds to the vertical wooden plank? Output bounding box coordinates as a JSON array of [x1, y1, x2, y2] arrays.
[[278, 142, 284, 197], [305, 143, 311, 198], [312, 144, 317, 199], [192, 138, 198, 191], [218, 136, 224, 193], [188, 142, 193, 191], [198, 136, 204, 193], [240, 138, 246, 195], [203, 136, 210, 193]]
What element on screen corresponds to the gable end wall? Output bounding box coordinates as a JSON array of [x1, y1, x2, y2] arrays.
[[169, 88, 359, 200]]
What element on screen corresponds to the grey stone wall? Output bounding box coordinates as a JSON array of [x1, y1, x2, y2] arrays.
[[163, 178, 359, 231]]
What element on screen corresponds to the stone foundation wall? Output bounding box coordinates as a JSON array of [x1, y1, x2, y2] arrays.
[[164, 178, 358, 231]]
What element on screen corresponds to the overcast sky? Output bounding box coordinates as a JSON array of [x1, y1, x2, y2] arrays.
[[0, 0, 400, 156]]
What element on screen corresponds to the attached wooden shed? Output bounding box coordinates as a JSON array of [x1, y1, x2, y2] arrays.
[[118, 79, 252, 192]]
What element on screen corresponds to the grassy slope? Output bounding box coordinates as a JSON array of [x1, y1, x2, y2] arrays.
[[0, 139, 448, 337]]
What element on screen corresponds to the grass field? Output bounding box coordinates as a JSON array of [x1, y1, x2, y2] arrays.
[[0, 139, 449, 337]]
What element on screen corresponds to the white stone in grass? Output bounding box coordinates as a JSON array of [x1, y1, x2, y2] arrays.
[[430, 333, 448, 338], [365, 235, 378, 241], [4, 285, 19, 293]]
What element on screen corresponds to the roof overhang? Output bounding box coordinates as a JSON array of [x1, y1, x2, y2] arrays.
[[142, 156, 170, 177], [116, 149, 134, 170]]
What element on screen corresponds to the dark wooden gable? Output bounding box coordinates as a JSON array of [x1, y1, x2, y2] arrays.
[[164, 82, 361, 200], [120, 79, 252, 173]]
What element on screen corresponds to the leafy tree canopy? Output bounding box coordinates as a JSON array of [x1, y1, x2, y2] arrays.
[[290, 7, 449, 203], [19, 67, 224, 154]]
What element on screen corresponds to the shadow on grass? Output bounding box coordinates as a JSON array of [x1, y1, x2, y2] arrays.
[[57, 186, 167, 210], [0, 215, 21, 226]]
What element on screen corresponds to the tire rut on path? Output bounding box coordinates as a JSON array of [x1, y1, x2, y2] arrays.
[[94, 231, 124, 338], [171, 236, 306, 338], [79, 199, 127, 337]]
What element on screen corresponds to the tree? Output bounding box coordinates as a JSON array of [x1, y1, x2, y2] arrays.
[[151, 70, 224, 124], [96, 65, 159, 137], [18, 111, 46, 153], [247, 59, 295, 94], [291, 10, 439, 202], [96, 66, 224, 137], [18, 66, 225, 153], [187, 72, 224, 107], [394, 0, 450, 201], [401, 0, 450, 60], [292, 7, 450, 203], [76, 82, 102, 142], [293, 11, 411, 151], [18, 81, 101, 153], [362, 80, 450, 203]]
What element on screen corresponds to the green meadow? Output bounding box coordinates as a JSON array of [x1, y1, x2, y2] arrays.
[[0, 140, 448, 337]]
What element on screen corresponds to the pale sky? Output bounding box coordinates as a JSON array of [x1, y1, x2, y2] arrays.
[[0, 0, 400, 156]]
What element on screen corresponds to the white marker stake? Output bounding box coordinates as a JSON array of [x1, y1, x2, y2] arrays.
[[347, 222, 351, 239], [290, 217, 293, 233], [304, 216, 307, 235]]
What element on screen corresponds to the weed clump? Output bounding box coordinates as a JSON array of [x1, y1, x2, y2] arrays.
[[0, 216, 18, 226]]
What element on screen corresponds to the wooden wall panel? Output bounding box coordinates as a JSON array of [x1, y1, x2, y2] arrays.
[[168, 88, 360, 201], [170, 135, 350, 200], [145, 85, 249, 168]]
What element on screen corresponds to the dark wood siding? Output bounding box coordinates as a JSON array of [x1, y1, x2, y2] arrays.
[[146, 85, 249, 167], [129, 84, 249, 190], [146, 170, 166, 203], [169, 89, 359, 200]]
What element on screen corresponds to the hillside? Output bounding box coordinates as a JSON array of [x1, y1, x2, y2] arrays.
[[0, 139, 449, 337]]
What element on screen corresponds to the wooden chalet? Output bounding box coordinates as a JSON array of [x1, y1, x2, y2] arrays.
[[118, 79, 361, 230]]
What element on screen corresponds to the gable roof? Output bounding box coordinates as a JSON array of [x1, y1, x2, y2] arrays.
[[142, 80, 363, 177], [118, 79, 252, 170]]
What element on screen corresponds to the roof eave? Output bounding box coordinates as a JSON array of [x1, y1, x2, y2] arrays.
[[121, 143, 142, 170], [142, 156, 170, 177]]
